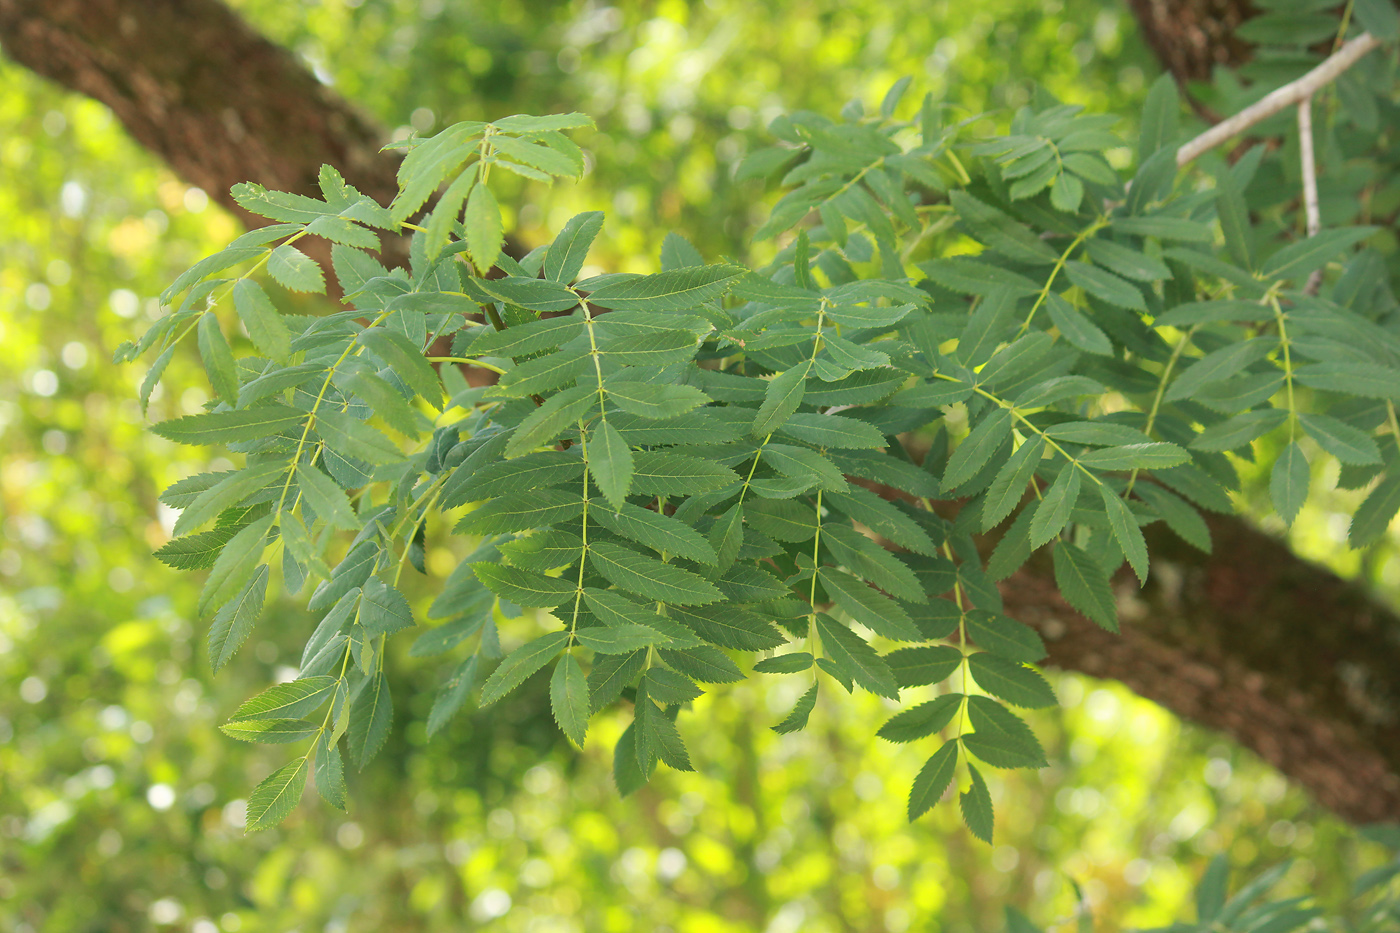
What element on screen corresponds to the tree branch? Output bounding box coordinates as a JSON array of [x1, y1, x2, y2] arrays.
[[6, 0, 1400, 826], [1176, 32, 1383, 167]]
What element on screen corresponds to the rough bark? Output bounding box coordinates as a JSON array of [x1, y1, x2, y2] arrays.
[[1003, 514, 1400, 825], [5, 0, 1400, 825], [1126, 0, 1258, 86], [0, 0, 400, 251]]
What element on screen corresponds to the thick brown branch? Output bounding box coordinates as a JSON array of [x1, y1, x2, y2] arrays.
[[1005, 515, 1400, 824], [0, 0, 400, 237], [7, 0, 1400, 828]]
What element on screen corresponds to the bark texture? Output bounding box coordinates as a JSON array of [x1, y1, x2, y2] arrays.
[[1003, 514, 1400, 825], [0, 0, 399, 229], [5, 0, 1400, 825], [1126, 0, 1258, 85]]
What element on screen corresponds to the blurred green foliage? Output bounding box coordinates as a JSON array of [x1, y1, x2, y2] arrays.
[[0, 0, 1395, 930]]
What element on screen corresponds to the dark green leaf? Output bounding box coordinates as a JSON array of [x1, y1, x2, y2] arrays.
[[587, 541, 722, 605], [959, 763, 994, 842], [968, 654, 1055, 708], [348, 670, 393, 768], [908, 741, 960, 821], [885, 645, 963, 688], [480, 630, 570, 707], [1270, 441, 1309, 526], [963, 610, 1047, 663], [943, 408, 1014, 493], [471, 562, 576, 608], [773, 683, 819, 734], [1350, 472, 1400, 547], [1052, 540, 1118, 631], [814, 612, 899, 699], [153, 405, 303, 446], [587, 264, 744, 310], [550, 654, 590, 746], [244, 756, 310, 831], [1298, 412, 1381, 465], [878, 694, 962, 743]]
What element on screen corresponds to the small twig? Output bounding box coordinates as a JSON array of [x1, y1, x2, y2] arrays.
[[1176, 32, 1382, 168], [1298, 96, 1326, 296]]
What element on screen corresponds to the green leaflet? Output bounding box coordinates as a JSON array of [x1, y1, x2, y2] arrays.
[[1064, 260, 1146, 311], [357, 327, 443, 406], [1134, 483, 1211, 553], [605, 382, 712, 420], [590, 420, 635, 509], [314, 409, 403, 465], [587, 541, 722, 605], [963, 696, 1047, 770], [268, 244, 325, 293], [1260, 227, 1377, 283], [585, 264, 744, 310], [455, 449, 584, 502], [230, 676, 337, 722], [1028, 463, 1080, 547], [1077, 442, 1189, 471], [943, 408, 1014, 493], [155, 526, 239, 571], [814, 612, 898, 699], [1298, 413, 1381, 466], [480, 630, 570, 707], [504, 384, 595, 458], [1052, 542, 1119, 632], [468, 316, 584, 358], [492, 348, 590, 399], [232, 279, 292, 362], [885, 645, 963, 688], [313, 734, 347, 811], [982, 435, 1045, 531], [219, 718, 321, 744], [1293, 363, 1400, 401], [1099, 484, 1149, 582], [963, 610, 1046, 663], [153, 405, 304, 446], [949, 191, 1057, 265], [455, 487, 586, 535], [772, 683, 819, 734], [592, 500, 716, 564], [666, 604, 785, 651], [544, 211, 605, 283], [348, 670, 393, 769], [752, 364, 808, 437], [208, 565, 269, 672], [778, 411, 885, 449], [550, 654, 590, 746], [464, 182, 503, 274], [582, 589, 704, 649], [471, 562, 576, 608], [1045, 294, 1112, 356], [908, 741, 960, 821], [818, 567, 922, 642], [753, 652, 814, 674], [959, 763, 994, 842], [245, 756, 311, 831], [473, 276, 581, 313], [1271, 442, 1309, 527], [197, 312, 239, 404], [576, 624, 672, 654], [877, 694, 962, 743], [173, 461, 285, 537], [763, 443, 848, 492], [967, 654, 1055, 708], [630, 452, 738, 496], [296, 464, 358, 530], [199, 515, 274, 617], [341, 370, 430, 439], [1350, 472, 1400, 547], [823, 486, 936, 555], [600, 330, 701, 366], [359, 579, 414, 638], [1191, 409, 1288, 452]]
